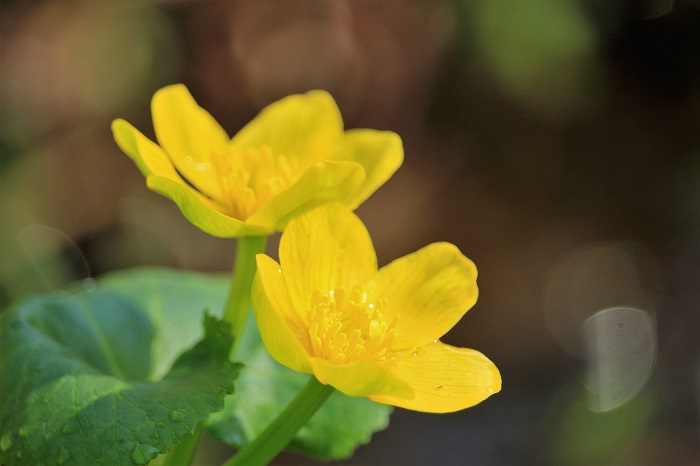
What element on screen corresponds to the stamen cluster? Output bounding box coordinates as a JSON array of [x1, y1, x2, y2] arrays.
[[211, 145, 298, 220], [306, 285, 397, 364]]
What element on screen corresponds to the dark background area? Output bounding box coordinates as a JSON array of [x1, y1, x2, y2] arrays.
[[1, 1, 698, 464]]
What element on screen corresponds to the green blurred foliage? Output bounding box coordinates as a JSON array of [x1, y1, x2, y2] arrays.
[[467, 0, 601, 117], [546, 382, 655, 465]]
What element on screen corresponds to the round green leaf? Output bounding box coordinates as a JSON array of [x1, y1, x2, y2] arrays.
[[0, 281, 239, 465]]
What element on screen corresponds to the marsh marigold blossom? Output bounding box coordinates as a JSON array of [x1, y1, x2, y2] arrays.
[[111, 85, 403, 237], [252, 203, 501, 413]]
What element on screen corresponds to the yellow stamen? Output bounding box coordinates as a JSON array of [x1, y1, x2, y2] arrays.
[[305, 285, 398, 365], [210, 145, 299, 220]]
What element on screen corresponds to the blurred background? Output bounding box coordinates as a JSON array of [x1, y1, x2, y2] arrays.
[[1, 0, 699, 464]]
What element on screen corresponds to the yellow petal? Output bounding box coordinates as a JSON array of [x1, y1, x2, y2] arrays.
[[247, 160, 365, 231], [151, 84, 229, 199], [333, 129, 404, 209], [111, 119, 182, 182], [146, 176, 272, 238], [369, 341, 501, 413], [230, 90, 343, 169], [375, 242, 478, 349], [278, 203, 377, 317], [252, 255, 313, 374], [310, 357, 413, 399]]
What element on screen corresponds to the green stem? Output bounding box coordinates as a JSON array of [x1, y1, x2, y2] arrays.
[[223, 235, 268, 355], [160, 236, 267, 465], [222, 376, 334, 466], [160, 425, 203, 466]]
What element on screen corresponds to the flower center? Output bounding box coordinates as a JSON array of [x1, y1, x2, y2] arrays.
[[306, 285, 398, 365], [210, 145, 298, 220]]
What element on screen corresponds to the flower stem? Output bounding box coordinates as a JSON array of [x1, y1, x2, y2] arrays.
[[160, 425, 203, 466], [223, 235, 268, 355], [222, 376, 335, 466]]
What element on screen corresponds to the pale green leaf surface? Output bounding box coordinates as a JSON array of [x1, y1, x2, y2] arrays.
[[98, 267, 230, 378]]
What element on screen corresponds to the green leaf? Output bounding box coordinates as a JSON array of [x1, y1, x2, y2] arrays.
[[207, 315, 393, 460], [98, 268, 230, 379], [0, 285, 239, 466]]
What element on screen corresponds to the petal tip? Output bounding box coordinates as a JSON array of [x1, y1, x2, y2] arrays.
[[152, 83, 188, 99], [304, 89, 336, 103], [111, 118, 126, 132]]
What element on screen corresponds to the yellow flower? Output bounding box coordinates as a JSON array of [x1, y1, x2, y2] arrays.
[[252, 203, 501, 413], [111, 85, 403, 237]]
